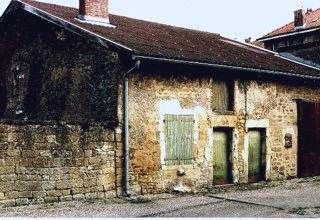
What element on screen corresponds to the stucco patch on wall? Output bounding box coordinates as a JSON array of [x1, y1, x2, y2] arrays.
[[245, 119, 269, 130], [158, 99, 205, 166]]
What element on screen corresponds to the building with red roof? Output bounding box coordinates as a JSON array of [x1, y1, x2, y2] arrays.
[[0, 0, 320, 205], [258, 8, 320, 65]]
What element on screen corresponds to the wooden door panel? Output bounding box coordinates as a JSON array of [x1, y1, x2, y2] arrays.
[[213, 130, 232, 184], [248, 129, 266, 183]]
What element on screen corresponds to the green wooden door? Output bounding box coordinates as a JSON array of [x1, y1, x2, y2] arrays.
[[248, 129, 266, 183], [213, 130, 232, 184]]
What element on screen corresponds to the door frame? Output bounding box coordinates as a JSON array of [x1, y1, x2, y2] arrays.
[[247, 128, 267, 183], [245, 119, 269, 182]]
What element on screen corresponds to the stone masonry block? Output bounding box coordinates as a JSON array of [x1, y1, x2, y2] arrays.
[[0, 174, 17, 181], [56, 180, 72, 190], [73, 194, 85, 201], [6, 149, 20, 157], [0, 199, 16, 207], [0, 192, 5, 200], [41, 181, 56, 190], [84, 192, 97, 200], [44, 196, 59, 204], [31, 191, 46, 198], [0, 166, 15, 175], [39, 150, 52, 157], [60, 195, 73, 202], [5, 191, 20, 199], [83, 178, 97, 188], [46, 190, 63, 197], [15, 198, 29, 206], [15, 181, 41, 192], [0, 181, 14, 192]]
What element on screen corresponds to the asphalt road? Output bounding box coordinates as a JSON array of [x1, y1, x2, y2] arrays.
[[1, 177, 320, 217]]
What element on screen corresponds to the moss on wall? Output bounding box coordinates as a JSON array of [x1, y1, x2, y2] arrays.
[[0, 10, 122, 128]]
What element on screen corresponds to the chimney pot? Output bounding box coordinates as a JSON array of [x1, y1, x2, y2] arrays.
[[306, 8, 313, 14]]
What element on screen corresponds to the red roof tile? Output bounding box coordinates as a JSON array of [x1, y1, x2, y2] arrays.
[[8, 0, 320, 77], [262, 8, 320, 39]]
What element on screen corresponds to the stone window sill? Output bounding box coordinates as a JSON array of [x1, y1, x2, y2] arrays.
[[212, 110, 235, 115]]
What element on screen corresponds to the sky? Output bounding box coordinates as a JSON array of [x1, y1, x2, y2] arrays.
[[0, 0, 319, 41]]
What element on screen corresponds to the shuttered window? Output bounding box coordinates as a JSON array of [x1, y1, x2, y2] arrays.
[[212, 80, 234, 112], [164, 114, 194, 165]]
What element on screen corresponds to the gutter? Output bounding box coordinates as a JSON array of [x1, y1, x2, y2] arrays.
[[11, 1, 320, 80], [226, 39, 320, 71], [123, 60, 141, 197], [133, 55, 320, 81], [257, 27, 320, 42], [221, 38, 320, 71]]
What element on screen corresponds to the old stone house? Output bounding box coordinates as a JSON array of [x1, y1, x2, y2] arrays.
[[257, 7, 320, 65], [1, 0, 320, 206]]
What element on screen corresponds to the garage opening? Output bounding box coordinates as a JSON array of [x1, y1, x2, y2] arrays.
[[297, 100, 320, 178]]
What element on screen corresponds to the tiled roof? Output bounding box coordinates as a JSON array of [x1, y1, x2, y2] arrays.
[[7, 0, 320, 77], [261, 8, 320, 39]]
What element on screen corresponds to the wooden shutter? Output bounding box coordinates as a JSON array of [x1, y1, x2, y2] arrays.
[[164, 114, 194, 165], [212, 80, 233, 112]]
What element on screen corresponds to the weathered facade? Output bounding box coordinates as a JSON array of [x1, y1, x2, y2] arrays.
[[0, 0, 320, 206], [127, 72, 320, 194]]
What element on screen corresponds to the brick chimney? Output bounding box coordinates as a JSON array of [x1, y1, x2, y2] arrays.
[[77, 0, 112, 26], [294, 9, 306, 29]]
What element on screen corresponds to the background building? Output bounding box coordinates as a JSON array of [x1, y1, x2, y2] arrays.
[[257, 8, 320, 65]]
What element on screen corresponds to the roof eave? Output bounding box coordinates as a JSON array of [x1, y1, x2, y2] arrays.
[[133, 55, 320, 81], [257, 27, 320, 42], [3, 1, 319, 82]]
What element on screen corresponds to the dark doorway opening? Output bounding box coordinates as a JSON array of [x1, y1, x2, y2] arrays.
[[297, 100, 320, 178]]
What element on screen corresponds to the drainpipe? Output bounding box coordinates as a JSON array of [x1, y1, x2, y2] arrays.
[[123, 59, 140, 197]]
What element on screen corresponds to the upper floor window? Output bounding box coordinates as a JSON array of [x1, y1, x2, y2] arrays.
[[212, 80, 234, 112]]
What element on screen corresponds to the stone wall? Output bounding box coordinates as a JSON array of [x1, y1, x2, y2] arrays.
[[237, 81, 320, 181], [0, 11, 125, 207], [128, 73, 320, 194], [128, 73, 214, 194], [0, 124, 122, 206]]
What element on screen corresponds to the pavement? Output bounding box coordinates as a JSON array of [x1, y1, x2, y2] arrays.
[[1, 177, 320, 217]]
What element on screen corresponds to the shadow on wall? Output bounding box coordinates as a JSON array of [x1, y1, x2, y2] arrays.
[[0, 10, 122, 128]]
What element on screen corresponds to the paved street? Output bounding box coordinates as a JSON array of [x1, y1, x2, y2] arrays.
[[1, 177, 320, 217]]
